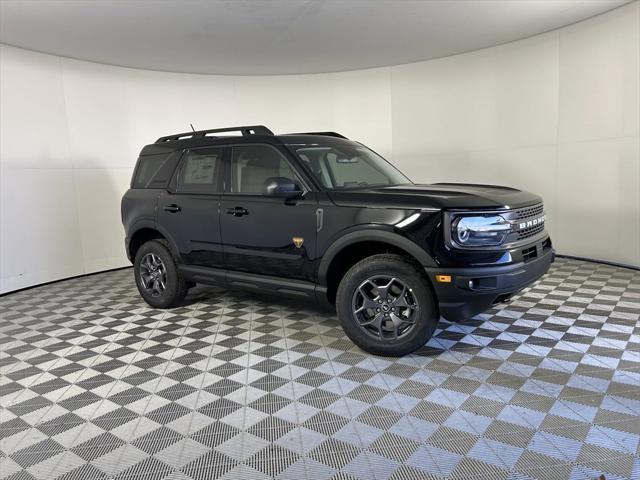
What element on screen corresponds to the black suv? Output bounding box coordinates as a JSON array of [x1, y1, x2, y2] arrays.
[[122, 125, 553, 356]]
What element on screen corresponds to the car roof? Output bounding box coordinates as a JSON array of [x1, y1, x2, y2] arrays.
[[139, 126, 353, 156]]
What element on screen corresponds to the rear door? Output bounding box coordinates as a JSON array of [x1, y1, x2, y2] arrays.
[[219, 144, 318, 281], [156, 147, 226, 268]]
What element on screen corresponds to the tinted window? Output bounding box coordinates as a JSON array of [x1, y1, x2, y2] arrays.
[[176, 149, 222, 194], [132, 154, 170, 188], [231, 145, 297, 193]]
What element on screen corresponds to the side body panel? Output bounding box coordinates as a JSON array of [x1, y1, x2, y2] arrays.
[[156, 190, 224, 268], [313, 193, 440, 284], [121, 188, 161, 261], [220, 193, 319, 281]]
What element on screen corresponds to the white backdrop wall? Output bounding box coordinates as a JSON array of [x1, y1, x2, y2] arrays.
[[1, 2, 638, 293]]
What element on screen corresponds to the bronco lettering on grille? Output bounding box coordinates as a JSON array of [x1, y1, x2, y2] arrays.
[[518, 215, 546, 230]]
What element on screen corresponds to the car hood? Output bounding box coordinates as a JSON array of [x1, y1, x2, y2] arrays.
[[328, 183, 543, 210]]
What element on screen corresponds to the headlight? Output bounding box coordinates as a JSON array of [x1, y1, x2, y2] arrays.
[[452, 215, 511, 247]]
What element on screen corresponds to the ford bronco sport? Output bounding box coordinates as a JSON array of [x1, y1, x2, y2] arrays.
[[121, 125, 554, 356]]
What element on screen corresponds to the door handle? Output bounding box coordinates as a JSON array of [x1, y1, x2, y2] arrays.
[[163, 204, 181, 213], [226, 206, 248, 217]]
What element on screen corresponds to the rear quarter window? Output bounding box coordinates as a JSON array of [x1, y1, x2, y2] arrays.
[[132, 153, 175, 188]]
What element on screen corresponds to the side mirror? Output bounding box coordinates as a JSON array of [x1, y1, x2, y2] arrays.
[[263, 177, 303, 199]]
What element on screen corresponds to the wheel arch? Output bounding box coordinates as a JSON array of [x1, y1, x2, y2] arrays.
[[317, 228, 437, 304], [128, 223, 179, 262]]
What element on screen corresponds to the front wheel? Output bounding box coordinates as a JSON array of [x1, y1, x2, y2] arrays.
[[336, 254, 438, 356], [134, 240, 188, 308]]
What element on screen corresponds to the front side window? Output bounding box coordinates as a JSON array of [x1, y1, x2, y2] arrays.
[[292, 141, 411, 190], [231, 145, 298, 194], [176, 149, 222, 193]]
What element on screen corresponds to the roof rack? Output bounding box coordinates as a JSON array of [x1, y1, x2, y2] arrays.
[[155, 125, 274, 143], [285, 131, 348, 139]]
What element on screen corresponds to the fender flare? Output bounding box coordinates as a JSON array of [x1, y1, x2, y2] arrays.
[[126, 219, 155, 256], [316, 227, 437, 286], [128, 221, 180, 260]]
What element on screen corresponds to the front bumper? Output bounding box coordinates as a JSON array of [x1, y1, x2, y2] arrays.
[[426, 246, 554, 322]]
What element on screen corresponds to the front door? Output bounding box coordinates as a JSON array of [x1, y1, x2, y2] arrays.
[[220, 144, 317, 281], [156, 147, 225, 268]]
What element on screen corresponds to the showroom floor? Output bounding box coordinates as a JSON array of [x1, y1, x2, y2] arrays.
[[0, 258, 638, 480]]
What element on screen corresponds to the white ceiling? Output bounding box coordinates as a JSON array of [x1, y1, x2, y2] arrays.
[[0, 0, 630, 75]]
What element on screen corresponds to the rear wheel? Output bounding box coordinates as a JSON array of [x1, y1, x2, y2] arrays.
[[336, 254, 438, 356], [134, 240, 188, 308]]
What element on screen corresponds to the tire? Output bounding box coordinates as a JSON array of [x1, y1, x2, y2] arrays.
[[336, 254, 438, 356], [134, 240, 189, 308]]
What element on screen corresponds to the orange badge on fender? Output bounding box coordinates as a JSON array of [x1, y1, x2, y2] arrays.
[[292, 237, 304, 248]]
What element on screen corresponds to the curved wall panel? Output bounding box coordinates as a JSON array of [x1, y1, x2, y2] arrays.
[[1, 2, 638, 293]]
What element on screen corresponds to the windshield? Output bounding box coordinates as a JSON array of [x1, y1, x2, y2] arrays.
[[290, 141, 412, 190]]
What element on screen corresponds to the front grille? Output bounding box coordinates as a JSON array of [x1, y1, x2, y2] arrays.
[[513, 203, 545, 241], [518, 223, 545, 240], [514, 203, 543, 220]]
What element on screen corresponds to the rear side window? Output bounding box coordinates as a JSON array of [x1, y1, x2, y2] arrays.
[[176, 148, 223, 194]]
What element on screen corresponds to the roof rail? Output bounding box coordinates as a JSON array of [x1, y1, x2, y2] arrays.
[[155, 125, 274, 143], [285, 131, 348, 139]]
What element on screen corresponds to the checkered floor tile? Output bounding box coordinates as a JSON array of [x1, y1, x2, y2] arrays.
[[1, 257, 639, 480]]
